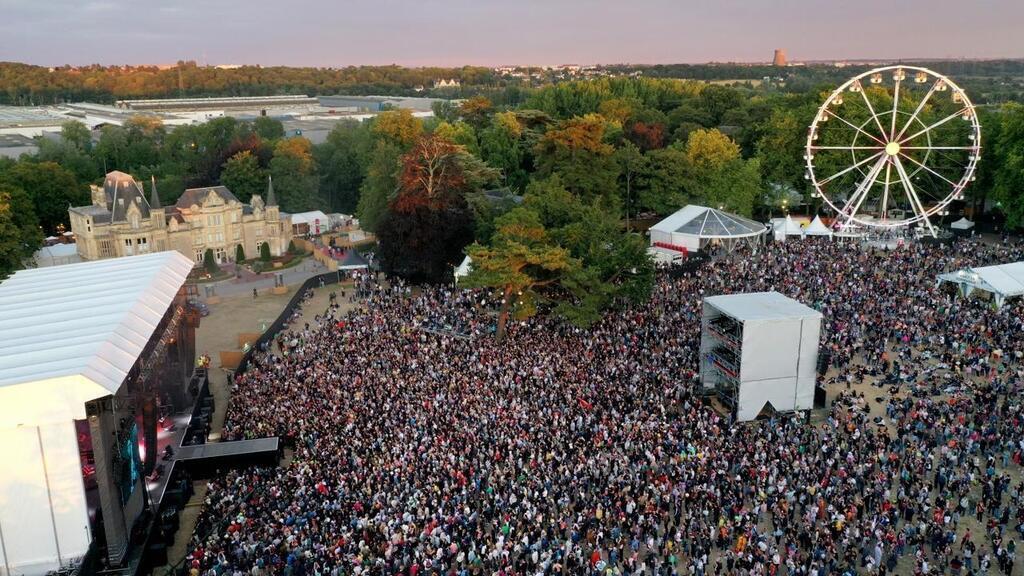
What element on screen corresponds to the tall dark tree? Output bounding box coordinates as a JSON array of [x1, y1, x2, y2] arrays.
[[377, 135, 476, 283]]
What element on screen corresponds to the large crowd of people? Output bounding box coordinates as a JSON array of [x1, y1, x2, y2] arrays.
[[184, 236, 1024, 576]]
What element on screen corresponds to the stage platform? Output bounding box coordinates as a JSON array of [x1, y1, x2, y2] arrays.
[[173, 437, 280, 475]]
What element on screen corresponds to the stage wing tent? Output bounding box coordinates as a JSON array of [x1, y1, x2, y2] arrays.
[[649, 205, 766, 254], [938, 261, 1024, 308], [0, 252, 193, 576]]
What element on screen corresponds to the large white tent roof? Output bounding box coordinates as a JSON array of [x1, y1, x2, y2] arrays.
[[0, 252, 194, 422], [651, 205, 765, 239], [939, 261, 1024, 300], [704, 291, 822, 322]]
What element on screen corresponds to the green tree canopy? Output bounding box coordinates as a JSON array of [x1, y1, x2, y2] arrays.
[[221, 150, 266, 203], [0, 161, 87, 234]]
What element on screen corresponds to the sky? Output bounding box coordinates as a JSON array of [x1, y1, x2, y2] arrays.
[[0, 0, 1021, 67]]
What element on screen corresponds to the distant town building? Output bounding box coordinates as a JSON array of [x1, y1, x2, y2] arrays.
[[69, 171, 292, 265], [773, 49, 787, 67], [433, 78, 461, 89]]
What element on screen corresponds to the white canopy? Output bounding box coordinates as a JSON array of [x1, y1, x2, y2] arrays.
[[0, 252, 193, 426], [803, 215, 833, 237], [454, 256, 472, 283], [951, 217, 975, 230], [650, 205, 766, 253], [291, 211, 330, 231], [937, 261, 1024, 308]]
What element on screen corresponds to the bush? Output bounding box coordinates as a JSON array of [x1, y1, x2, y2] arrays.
[[235, 244, 246, 262], [288, 239, 301, 254], [203, 248, 218, 274], [260, 242, 271, 262]]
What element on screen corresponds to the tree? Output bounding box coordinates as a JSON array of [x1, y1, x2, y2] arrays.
[[992, 103, 1024, 228], [252, 116, 285, 140], [462, 208, 575, 342], [203, 248, 218, 274], [372, 109, 423, 148], [756, 109, 808, 193], [395, 135, 466, 205], [480, 112, 528, 191], [260, 242, 271, 262], [534, 114, 620, 203], [615, 141, 647, 226], [0, 183, 42, 278], [625, 108, 669, 151], [433, 121, 478, 155], [316, 120, 373, 213], [377, 198, 475, 284], [0, 161, 87, 234], [698, 84, 743, 126], [458, 96, 493, 129], [356, 141, 402, 233], [377, 135, 476, 283], [695, 158, 763, 217], [235, 244, 246, 262], [636, 144, 688, 215], [597, 97, 640, 126], [269, 137, 321, 212], [523, 176, 654, 311], [684, 128, 741, 172], [60, 121, 92, 152], [431, 100, 459, 123], [220, 151, 266, 202], [35, 125, 98, 184]]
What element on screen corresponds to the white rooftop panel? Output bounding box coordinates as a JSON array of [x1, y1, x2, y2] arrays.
[[705, 291, 822, 322], [0, 252, 194, 393]]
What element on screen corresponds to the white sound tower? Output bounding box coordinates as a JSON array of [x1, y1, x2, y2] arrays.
[[701, 291, 822, 421]]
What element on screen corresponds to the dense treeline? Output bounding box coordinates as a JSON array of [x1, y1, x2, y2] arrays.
[[2, 77, 1023, 327], [0, 61, 500, 105], [3, 59, 1022, 106]]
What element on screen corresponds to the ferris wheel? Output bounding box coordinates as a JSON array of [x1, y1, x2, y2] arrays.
[[805, 65, 981, 236]]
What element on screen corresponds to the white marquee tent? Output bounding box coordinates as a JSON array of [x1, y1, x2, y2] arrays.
[[951, 217, 975, 231], [291, 210, 331, 234], [772, 215, 805, 241], [0, 252, 193, 576], [803, 215, 833, 237], [650, 205, 766, 254], [937, 261, 1024, 308], [453, 256, 472, 283]]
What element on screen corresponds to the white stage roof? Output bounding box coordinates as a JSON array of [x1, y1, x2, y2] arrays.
[[705, 291, 822, 322], [0, 252, 194, 401]]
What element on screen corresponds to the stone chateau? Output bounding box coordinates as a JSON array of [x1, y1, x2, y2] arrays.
[[69, 171, 292, 264]]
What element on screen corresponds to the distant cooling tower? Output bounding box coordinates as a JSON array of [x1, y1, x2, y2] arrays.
[[773, 49, 787, 67]]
